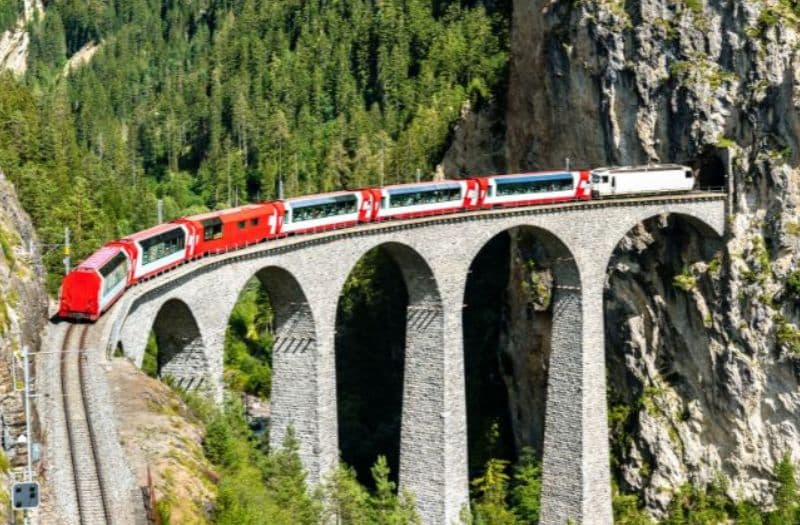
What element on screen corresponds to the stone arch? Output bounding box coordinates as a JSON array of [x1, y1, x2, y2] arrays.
[[463, 224, 580, 463], [228, 266, 319, 455], [462, 224, 583, 517], [151, 298, 209, 391], [603, 212, 725, 513], [334, 241, 443, 500]]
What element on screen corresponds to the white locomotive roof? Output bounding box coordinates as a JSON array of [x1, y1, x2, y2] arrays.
[[592, 164, 688, 175]]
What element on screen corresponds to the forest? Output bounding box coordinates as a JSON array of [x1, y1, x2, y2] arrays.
[[0, 0, 799, 522]]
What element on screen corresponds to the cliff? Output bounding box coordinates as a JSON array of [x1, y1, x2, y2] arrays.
[[0, 170, 47, 514], [445, 0, 800, 516]]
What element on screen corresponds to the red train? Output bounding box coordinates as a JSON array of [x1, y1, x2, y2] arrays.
[[59, 170, 593, 320]]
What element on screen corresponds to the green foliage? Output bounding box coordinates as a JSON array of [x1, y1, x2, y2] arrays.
[[715, 136, 735, 149], [471, 458, 517, 525], [769, 453, 799, 524], [368, 456, 421, 524], [509, 448, 542, 524], [0, 0, 20, 34], [665, 476, 732, 524], [155, 498, 171, 525], [465, 452, 543, 525], [142, 331, 158, 378], [775, 315, 800, 354], [612, 482, 653, 524], [521, 258, 551, 309], [224, 278, 273, 398], [786, 270, 800, 298], [0, 449, 10, 474], [683, 0, 704, 15], [707, 252, 722, 277], [673, 268, 697, 292], [0, 226, 16, 271]]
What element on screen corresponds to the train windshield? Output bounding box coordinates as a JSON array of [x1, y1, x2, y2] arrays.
[[99, 252, 128, 298], [291, 194, 358, 222], [140, 228, 186, 265], [495, 174, 573, 196], [387, 185, 461, 208]]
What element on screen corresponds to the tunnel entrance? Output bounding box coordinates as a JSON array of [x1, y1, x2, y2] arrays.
[[691, 150, 727, 190], [335, 246, 408, 488]]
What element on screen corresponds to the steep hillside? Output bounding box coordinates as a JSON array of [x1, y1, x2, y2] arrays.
[[446, 0, 800, 517], [0, 170, 47, 518]]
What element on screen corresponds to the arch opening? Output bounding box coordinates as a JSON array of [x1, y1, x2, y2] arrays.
[[223, 275, 275, 401], [147, 298, 209, 391], [226, 266, 319, 453], [604, 213, 725, 518], [463, 225, 579, 490], [691, 149, 727, 189], [334, 245, 413, 488]]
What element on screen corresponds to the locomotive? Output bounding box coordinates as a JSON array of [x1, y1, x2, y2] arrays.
[[58, 164, 693, 320]]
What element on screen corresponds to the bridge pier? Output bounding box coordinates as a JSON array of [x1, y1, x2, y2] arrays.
[[539, 270, 612, 524]]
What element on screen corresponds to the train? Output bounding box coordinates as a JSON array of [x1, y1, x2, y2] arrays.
[[58, 164, 695, 320]]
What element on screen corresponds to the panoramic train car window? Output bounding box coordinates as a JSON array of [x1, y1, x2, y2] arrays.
[[140, 229, 186, 265], [291, 194, 358, 222], [202, 218, 223, 241], [100, 252, 128, 298], [387, 184, 461, 207], [495, 174, 573, 197]]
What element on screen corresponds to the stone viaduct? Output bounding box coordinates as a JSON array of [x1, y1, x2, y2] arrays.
[[103, 194, 726, 524]]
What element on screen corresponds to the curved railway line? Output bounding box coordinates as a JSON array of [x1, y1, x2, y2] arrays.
[[60, 324, 112, 525]]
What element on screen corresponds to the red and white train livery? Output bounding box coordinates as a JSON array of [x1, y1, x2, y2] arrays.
[[58, 165, 694, 320]]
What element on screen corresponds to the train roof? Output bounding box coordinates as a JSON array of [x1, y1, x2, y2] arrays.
[[122, 222, 185, 242], [382, 180, 463, 193], [77, 245, 125, 271], [182, 203, 273, 223], [283, 190, 362, 203], [491, 171, 575, 182], [592, 164, 688, 174]]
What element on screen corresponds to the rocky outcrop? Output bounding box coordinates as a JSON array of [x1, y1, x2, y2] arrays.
[[445, 0, 800, 516], [0, 0, 43, 75], [0, 170, 47, 517]]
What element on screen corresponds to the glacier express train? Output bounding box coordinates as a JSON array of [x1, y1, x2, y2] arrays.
[[58, 164, 694, 320]]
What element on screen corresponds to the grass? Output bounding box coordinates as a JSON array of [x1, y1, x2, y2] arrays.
[[0, 226, 16, 271]]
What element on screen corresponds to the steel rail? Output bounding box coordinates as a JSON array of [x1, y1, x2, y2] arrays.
[[60, 324, 112, 525]]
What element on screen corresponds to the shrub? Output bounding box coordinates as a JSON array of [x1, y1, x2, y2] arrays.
[[673, 268, 696, 292]]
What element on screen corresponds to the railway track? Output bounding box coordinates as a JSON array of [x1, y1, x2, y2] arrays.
[[60, 324, 112, 525]]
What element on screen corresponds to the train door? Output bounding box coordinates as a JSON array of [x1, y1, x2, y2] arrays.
[[464, 180, 481, 209], [269, 202, 286, 236], [358, 190, 375, 222]]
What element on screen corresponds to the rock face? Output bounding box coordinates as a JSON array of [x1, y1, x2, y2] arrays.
[[0, 0, 44, 75], [0, 171, 47, 485], [445, 0, 800, 516]]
